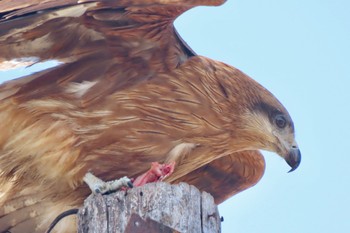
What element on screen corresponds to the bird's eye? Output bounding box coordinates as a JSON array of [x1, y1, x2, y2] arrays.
[[275, 115, 287, 129]]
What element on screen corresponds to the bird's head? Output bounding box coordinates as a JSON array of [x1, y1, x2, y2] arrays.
[[211, 60, 301, 172], [239, 101, 301, 172]]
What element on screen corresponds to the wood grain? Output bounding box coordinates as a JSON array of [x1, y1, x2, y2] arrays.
[[78, 182, 221, 233]]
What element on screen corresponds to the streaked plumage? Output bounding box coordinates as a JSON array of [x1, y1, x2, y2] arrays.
[[0, 0, 301, 232]]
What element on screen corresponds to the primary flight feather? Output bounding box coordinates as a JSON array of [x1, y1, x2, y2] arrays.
[[0, 0, 301, 232]]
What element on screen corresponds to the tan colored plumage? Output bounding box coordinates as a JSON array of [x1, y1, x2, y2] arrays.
[[0, 1, 300, 232]]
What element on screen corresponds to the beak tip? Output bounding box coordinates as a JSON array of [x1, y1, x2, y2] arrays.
[[287, 166, 299, 173], [286, 148, 301, 173]]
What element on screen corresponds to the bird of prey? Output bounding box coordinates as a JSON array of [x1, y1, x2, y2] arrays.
[[0, 0, 301, 232]]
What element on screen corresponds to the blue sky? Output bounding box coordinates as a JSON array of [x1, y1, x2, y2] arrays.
[[174, 0, 350, 232], [0, 1, 349, 232]]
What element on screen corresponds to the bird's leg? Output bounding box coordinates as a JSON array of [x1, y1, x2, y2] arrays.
[[165, 142, 199, 165], [83, 172, 133, 194]]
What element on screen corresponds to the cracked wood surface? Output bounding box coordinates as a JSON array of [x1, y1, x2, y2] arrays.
[[78, 182, 221, 233]]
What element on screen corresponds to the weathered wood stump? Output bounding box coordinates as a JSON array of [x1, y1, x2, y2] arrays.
[[78, 182, 221, 233]]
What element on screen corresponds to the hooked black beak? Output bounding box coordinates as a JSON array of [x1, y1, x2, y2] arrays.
[[286, 147, 301, 172]]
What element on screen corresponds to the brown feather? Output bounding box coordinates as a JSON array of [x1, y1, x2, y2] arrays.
[[174, 150, 265, 204], [0, 1, 297, 232]]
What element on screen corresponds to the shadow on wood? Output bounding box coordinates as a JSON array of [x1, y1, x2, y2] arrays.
[[78, 182, 221, 233]]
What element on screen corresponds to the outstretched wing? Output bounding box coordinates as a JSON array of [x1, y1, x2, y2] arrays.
[[0, 0, 223, 105], [174, 150, 265, 204]]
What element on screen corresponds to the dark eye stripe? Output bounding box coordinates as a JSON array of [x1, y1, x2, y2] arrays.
[[252, 102, 283, 122], [252, 101, 294, 132]]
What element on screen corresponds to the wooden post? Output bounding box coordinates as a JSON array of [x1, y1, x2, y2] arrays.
[[77, 182, 221, 233]]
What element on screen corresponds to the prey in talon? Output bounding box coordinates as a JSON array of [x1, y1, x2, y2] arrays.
[[84, 161, 176, 194], [133, 162, 176, 187]]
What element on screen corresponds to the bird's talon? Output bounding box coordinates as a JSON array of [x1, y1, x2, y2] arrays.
[[127, 181, 134, 188], [83, 172, 132, 194]]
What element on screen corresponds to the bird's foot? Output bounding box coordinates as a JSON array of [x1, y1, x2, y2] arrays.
[[83, 172, 133, 194], [133, 161, 176, 187]]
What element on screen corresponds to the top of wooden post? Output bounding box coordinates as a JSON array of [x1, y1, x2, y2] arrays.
[[78, 182, 221, 233]]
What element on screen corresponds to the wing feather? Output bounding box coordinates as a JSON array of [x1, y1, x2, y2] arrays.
[[175, 150, 265, 204], [0, 0, 225, 18], [0, 0, 225, 103]]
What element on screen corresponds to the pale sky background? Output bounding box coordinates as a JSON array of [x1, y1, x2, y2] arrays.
[[0, 0, 349, 233], [175, 0, 350, 232]]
